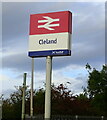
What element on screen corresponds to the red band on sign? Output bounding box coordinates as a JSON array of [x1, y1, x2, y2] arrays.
[[29, 11, 72, 35]]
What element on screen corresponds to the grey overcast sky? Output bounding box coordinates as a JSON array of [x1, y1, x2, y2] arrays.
[[0, 1, 105, 98]]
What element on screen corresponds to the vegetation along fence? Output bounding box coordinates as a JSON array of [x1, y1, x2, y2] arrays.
[[25, 115, 107, 120]]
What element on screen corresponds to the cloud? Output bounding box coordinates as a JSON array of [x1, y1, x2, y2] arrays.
[[1, 60, 88, 97], [1, 2, 105, 96], [52, 67, 88, 95], [2, 70, 87, 98], [1, 0, 106, 2], [2, 89, 15, 98]]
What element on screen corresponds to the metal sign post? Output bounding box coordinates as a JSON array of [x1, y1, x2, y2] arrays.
[[30, 58, 34, 119], [22, 73, 27, 120], [45, 56, 52, 120]]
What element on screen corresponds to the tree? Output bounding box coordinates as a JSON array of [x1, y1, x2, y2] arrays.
[[3, 68, 107, 119], [33, 88, 45, 114], [51, 83, 92, 115], [86, 64, 107, 116], [2, 87, 22, 119], [52, 83, 75, 115]]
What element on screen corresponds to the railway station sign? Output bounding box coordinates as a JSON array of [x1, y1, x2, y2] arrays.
[[28, 11, 72, 57]]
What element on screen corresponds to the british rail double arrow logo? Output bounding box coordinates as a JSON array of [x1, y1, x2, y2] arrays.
[[38, 16, 60, 30]]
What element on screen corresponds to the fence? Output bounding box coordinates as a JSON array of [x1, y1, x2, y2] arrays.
[[25, 115, 107, 120]]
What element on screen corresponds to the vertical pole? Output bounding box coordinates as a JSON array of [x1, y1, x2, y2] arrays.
[[30, 58, 34, 119], [101, 116, 104, 120], [45, 56, 52, 120], [75, 115, 78, 120], [22, 73, 27, 120]]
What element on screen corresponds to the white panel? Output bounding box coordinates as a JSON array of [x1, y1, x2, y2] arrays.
[[29, 32, 71, 51]]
